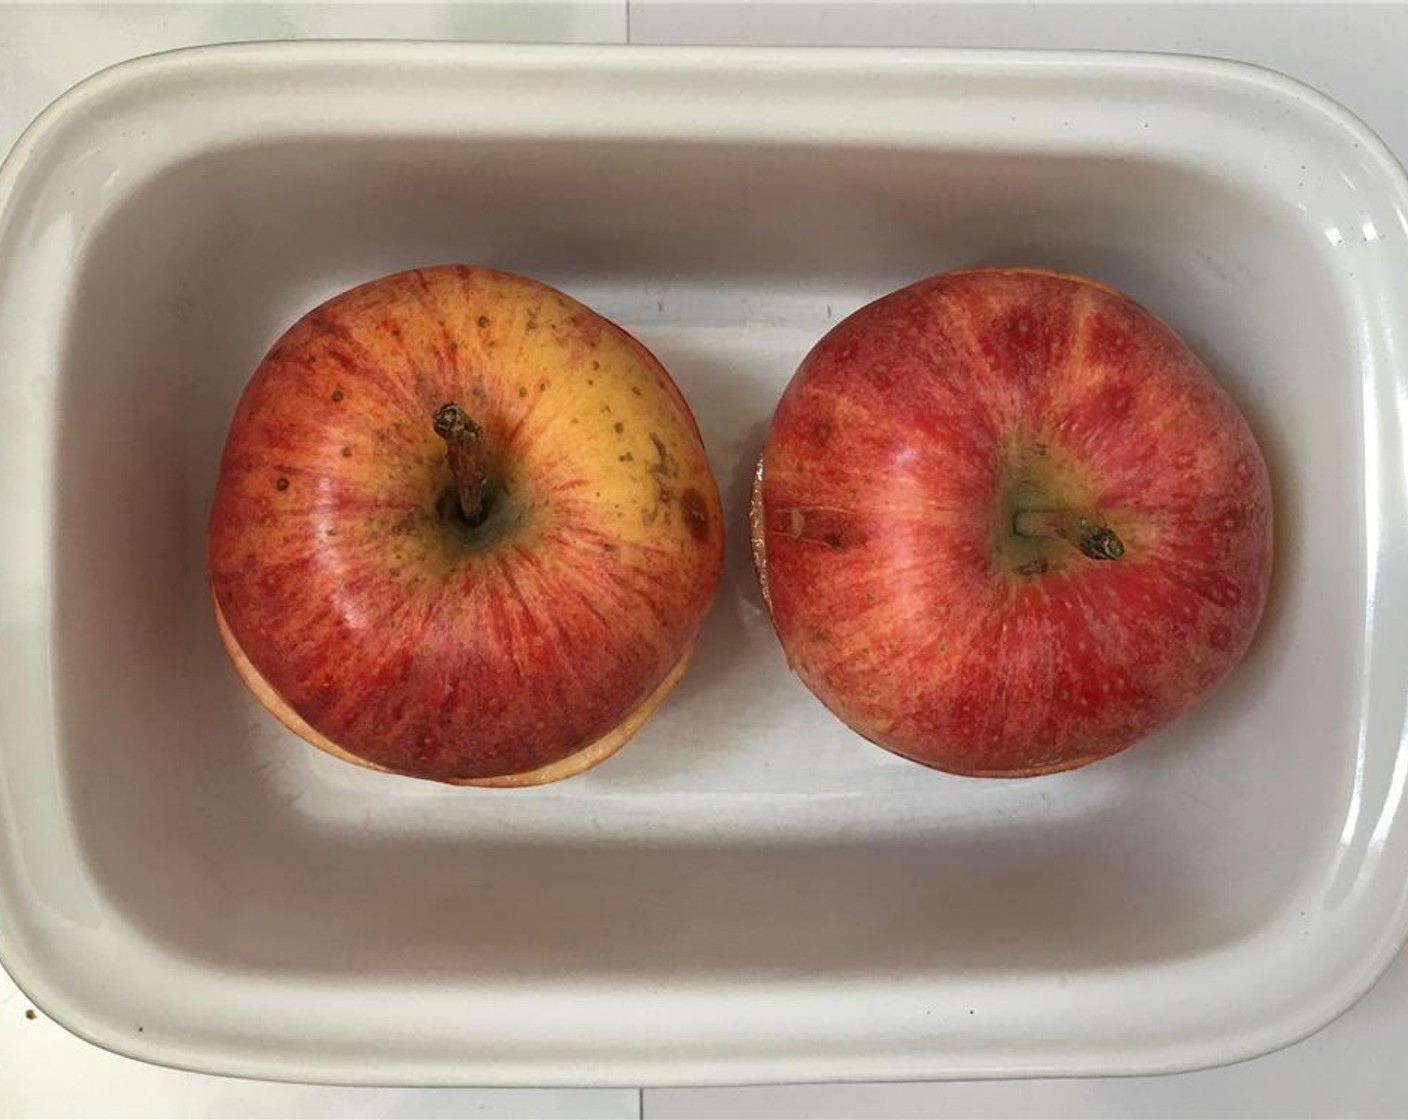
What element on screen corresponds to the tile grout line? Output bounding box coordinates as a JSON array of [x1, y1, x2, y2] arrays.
[[637, 1084, 645, 1119]]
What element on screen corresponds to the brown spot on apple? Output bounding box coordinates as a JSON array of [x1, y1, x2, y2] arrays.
[[341, 447, 353, 458], [477, 315, 490, 328], [649, 434, 679, 479], [680, 487, 711, 542], [275, 477, 289, 491], [537, 378, 550, 392], [517, 386, 528, 398], [779, 506, 863, 551], [331, 389, 344, 402], [614, 422, 625, 434], [642, 434, 683, 523]]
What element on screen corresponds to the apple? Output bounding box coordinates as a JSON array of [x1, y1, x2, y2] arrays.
[[750, 268, 1272, 777], [209, 266, 723, 786]]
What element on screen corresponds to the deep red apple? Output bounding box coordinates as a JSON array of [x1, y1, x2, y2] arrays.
[[750, 268, 1272, 777], [209, 266, 723, 786]]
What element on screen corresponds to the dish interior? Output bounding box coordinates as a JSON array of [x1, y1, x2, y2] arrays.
[[56, 133, 1352, 982]]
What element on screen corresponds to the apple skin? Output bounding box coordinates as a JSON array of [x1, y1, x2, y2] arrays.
[[209, 266, 723, 785], [751, 268, 1273, 777]]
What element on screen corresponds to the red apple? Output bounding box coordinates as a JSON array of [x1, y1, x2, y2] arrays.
[[750, 268, 1272, 777], [209, 266, 723, 786]]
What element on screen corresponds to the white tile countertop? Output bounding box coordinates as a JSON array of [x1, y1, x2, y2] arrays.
[[3, 3, 1407, 1117]]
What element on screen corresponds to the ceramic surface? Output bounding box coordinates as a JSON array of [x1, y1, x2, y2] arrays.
[[1, 43, 1406, 1085]]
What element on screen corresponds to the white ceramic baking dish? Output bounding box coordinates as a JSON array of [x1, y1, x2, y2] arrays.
[[1, 42, 1407, 1086]]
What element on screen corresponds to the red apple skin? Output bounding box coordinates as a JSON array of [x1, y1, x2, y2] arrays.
[[751, 268, 1273, 777], [209, 266, 723, 785]]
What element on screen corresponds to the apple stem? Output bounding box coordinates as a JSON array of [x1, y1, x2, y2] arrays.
[[433, 402, 495, 527], [1013, 509, 1125, 561]]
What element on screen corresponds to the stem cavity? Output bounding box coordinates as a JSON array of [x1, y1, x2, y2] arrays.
[[1013, 508, 1125, 561], [433, 402, 496, 528]]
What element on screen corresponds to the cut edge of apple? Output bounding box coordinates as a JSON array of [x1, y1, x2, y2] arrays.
[[748, 452, 773, 617], [212, 590, 694, 789], [883, 744, 1121, 780], [458, 645, 694, 788]]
